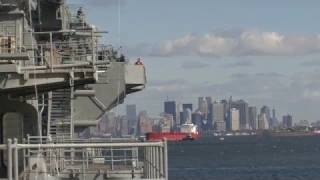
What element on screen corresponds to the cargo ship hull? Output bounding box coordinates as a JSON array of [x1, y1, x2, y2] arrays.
[[146, 132, 200, 141]]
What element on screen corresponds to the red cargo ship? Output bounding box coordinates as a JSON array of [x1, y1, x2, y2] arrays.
[[146, 123, 200, 141]]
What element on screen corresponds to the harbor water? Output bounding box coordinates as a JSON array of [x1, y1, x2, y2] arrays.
[[168, 136, 320, 180]]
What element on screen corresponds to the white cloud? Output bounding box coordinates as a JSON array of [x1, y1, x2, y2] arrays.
[[151, 30, 320, 57], [70, 0, 126, 7]]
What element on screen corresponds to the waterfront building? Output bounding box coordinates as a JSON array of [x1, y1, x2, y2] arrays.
[[297, 120, 309, 127], [183, 103, 193, 112], [120, 116, 129, 136], [137, 111, 153, 135], [126, 104, 137, 134], [260, 106, 272, 129], [248, 106, 257, 130], [231, 100, 249, 130], [159, 114, 173, 133], [213, 101, 226, 131], [192, 111, 203, 131], [271, 108, 279, 128], [164, 101, 176, 122], [231, 108, 240, 131], [282, 114, 293, 128], [258, 113, 270, 130], [198, 97, 209, 118]]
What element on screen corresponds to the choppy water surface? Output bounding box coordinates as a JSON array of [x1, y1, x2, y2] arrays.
[[168, 136, 320, 180]]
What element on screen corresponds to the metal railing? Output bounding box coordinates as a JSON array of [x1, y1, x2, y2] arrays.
[[2, 138, 168, 180]]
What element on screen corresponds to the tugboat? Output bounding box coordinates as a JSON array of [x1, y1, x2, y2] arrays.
[[146, 123, 200, 141]]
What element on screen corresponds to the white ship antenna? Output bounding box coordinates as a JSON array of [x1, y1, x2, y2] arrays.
[[118, 0, 122, 51]]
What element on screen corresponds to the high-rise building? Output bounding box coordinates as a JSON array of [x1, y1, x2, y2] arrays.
[[271, 108, 278, 128], [248, 106, 257, 130], [258, 107, 270, 130], [137, 111, 152, 135], [282, 114, 293, 128], [260, 106, 271, 129], [180, 108, 192, 125], [175, 103, 182, 127], [164, 101, 176, 121], [231, 108, 240, 131], [192, 111, 203, 132], [213, 101, 226, 131], [231, 100, 249, 130], [160, 114, 174, 133], [183, 104, 193, 112], [205, 97, 212, 106], [120, 116, 129, 136], [198, 97, 208, 118], [126, 104, 137, 134]]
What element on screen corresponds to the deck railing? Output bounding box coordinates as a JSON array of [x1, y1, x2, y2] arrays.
[[1, 138, 168, 180]]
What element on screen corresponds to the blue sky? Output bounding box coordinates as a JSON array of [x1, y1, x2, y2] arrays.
[[69, 0, 320, 122]]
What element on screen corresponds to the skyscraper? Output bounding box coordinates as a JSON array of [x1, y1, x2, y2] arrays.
[[182, 104, 193, 111], [248, 106, 257, 130], [271, 108, 278, 128], [164, 101, 176, 121], [258, 106, 270, 130], [180, 108, 192, 125], [137, 111, 152, 135], [282, 114, 293, 128], [231, 108, 240, 131], [126, 104, 137, 134], [198, 97, 208, 118], [192, 111, 203, 132], [260, 106, 271, 129], [213, 101, 226, 131], [231, 100, 249, 130]]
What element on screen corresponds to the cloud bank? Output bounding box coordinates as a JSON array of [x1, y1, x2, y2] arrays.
[[150, 30, 320, 57], [73, 0, 126, 7]]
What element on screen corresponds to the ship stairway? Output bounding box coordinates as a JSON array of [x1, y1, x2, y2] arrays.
[[49, 88, 72, 141]]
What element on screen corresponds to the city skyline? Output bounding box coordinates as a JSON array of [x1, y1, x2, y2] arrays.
[[69, 0, 320, 121]]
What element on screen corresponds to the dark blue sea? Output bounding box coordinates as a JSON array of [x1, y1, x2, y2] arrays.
[[168, 136, 320, 180]]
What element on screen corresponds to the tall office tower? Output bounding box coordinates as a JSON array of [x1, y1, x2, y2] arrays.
[[183, 103, 193, 112], [185, 108, 192, 124], [180, 108, 192, 125], [271, 108, 278, 128], [137, 111, 152, 135], [175, 103, 182, 127], [164, 101, 176, 122], [231, 100, 249, 130], [258, 113, 269, 130], [192, 111, 203, 132], [282, 114, 293, 128], [231, 108, 240, 131], [208, 101, 214, 129], [120, 116, 129, 136], [248, 106, 257, 130], [213, 101, 226, 131], [205, 97, 212, 107], [160, 114, 174, 132], [126, 104, 137, 134], [258, 106, 270, 130], [260, 106, 272, 129], [198, 97, 208, 118]]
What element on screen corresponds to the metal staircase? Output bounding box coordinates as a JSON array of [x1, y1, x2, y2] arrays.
[[50, 88, 73, 140]]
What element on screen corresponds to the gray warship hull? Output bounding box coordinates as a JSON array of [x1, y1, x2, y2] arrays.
[[0, 0, 167, 179]]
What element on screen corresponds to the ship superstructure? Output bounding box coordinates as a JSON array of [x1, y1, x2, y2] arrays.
[[0, 0, 167, 179]]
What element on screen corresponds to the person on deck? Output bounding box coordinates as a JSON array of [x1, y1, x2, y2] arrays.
[[135, 58, 144, 65]]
